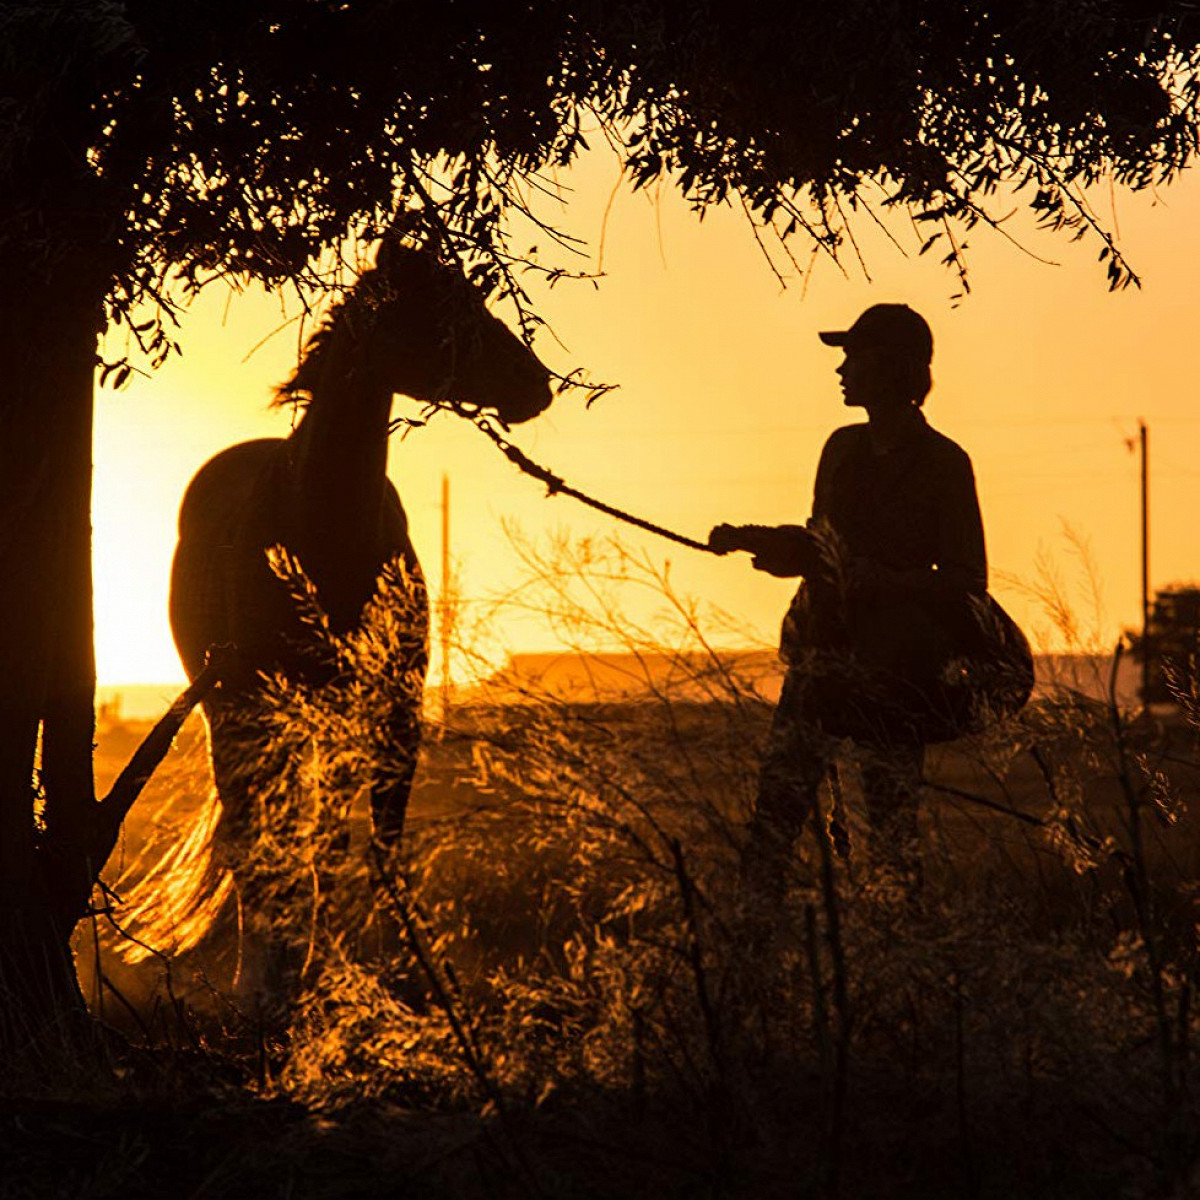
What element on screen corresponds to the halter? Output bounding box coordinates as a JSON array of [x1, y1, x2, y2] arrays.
[[472, 415, 718, 555]]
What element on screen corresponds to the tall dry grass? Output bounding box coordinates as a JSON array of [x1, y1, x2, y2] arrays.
[[84, 533, 1200, 1197]]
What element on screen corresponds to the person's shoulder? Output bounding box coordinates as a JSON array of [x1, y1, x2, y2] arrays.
[[922, 422, 974, 469], [817, 423, 869, 466], [822, 423, 869, 450]]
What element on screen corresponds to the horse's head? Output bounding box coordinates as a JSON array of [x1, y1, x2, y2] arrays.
[[361, 240, 553, 425]]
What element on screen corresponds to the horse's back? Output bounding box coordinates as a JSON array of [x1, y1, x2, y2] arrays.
[[170, 439, 287, 680], [176, 440, 285, 543], [170, 437, 424, 684]]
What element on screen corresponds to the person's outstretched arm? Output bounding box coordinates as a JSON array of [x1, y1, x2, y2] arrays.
[[707, 523, 818, 577]]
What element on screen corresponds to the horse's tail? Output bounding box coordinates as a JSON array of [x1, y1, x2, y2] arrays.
[[111, 784, 235, 964]]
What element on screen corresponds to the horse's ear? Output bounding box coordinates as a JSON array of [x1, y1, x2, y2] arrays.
[[375, 237, 452, 294], [374, 235, 420, 276]]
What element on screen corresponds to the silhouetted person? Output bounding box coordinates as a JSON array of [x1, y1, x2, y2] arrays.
[[710, 303, 987, 892]]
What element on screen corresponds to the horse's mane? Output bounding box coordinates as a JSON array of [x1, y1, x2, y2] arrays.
[[273, 254, 390, 407], [271, 244, 453, 409], [273, 307, 342, 409]]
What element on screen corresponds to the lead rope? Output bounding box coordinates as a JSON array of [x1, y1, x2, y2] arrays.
[[473, 415, 717, 554]]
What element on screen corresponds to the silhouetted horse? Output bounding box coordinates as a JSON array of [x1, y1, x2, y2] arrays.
[[169, 242, 553, 867]]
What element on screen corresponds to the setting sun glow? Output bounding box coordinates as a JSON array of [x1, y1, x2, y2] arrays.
[[93, 153, 1200, 693]]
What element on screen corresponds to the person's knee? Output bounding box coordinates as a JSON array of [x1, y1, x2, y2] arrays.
[[755, 747, 825, 834]]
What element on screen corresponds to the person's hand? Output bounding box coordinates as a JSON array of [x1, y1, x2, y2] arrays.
[[709, 523, 781, 556], [707, 524, 745, 555], [751, 535, 798, 576], [752, 526, 815, 577], [709, 524, 814, 577], [751, 551, 803, 577]]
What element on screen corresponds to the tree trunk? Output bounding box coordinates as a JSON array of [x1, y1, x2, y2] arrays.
[[0, 234, 106, 1035]]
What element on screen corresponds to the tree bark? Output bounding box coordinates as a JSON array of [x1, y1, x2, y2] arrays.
[[0, 236, 106, 1026], [0, 23, 117, 1018], [0, 24, 153, 1041]]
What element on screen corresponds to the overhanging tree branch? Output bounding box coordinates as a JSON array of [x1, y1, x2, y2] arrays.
[[90, 645, 239, 876]]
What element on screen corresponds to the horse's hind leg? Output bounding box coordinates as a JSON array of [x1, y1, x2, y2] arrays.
[[204, 699, 298, 1001], [205, 700, 276, 855]]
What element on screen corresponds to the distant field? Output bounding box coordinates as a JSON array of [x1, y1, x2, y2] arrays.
[[96, 681, 188, 723], [95, 650, 1143, 725]]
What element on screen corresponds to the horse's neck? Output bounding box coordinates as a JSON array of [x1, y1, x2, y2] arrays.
[[293, 387, 391, 488], [287, 329, 395, 551]]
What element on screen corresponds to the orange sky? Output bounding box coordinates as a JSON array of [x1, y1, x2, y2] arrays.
[[93, 151, 1200, 686]]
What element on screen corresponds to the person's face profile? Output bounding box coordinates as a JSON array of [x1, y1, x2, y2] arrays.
[[836, 344, 879, 408], [836, 344, 914, 410]]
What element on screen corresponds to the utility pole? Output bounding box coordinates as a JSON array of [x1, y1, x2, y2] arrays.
[[440, 473, 452, 724], [1139, 420, 1150, 708]]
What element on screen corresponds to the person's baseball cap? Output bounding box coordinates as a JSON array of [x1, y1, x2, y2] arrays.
[[819, 304, 933, 363]]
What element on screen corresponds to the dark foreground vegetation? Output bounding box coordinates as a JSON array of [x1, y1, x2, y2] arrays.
[[4, 550, 1200, 1199]]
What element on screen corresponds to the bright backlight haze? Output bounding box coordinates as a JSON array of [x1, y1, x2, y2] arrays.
[[94, 154, 1200, 688]]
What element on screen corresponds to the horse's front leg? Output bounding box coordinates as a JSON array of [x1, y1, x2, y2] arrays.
[[367, 703, 422, 848]]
